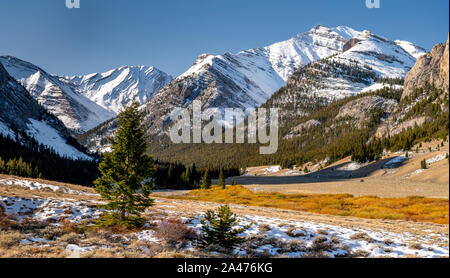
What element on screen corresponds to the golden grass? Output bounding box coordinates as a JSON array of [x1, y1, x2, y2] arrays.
[[165, 186, 449, 224]]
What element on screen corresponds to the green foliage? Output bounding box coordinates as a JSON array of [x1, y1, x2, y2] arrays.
[[351, 138, 382, 163], [0, 134, 98, 185], [95, 212, 145, 229], [218, 168, 225, 189], [200, 205, 251, 249], [94, 102, 155, 225], [421, 159, 427, 170], [201, 169, 211, 190], [231, 179, 237, 186]]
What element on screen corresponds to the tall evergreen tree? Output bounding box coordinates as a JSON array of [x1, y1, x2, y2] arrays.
[[94, 102, 155, 226], [218, 168, 225, 189], [201, 169, 211, 189]]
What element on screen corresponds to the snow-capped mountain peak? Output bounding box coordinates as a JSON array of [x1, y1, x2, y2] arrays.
[[395, 40, 428, 59], [0, 62, 92, 161], [0, 56, 115, 133], [66, 65, 173, 114]]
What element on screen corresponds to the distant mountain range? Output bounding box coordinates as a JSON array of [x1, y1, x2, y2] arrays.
[[0, 24, 431, 155], [0, 62, 91, 161], [63, 65, 173, 114]]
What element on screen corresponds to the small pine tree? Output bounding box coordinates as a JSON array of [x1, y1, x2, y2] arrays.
[[200, 205, 251, 249], [94, 102, 155, 227], [421, 159, 427, 170], [0, 157, 5, 174], [218, 168, 225, 189], [201, 169, 211, 189]]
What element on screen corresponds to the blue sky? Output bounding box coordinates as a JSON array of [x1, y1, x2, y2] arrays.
[[0, 0, 448, 77]]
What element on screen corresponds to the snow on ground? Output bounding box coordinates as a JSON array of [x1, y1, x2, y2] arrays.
[[1, 193, 448, 258], [426, 154, 448, 165], [0, 122, 15, 139], [340, 162, 363, 171], [26, 119, 92, 161], [405, 169, 426, 178], [0, 178, 98, 196], [280, 170, 302, 176], [383, 156, 408, 169], [263, 166, 282, 175], [186, 213, 448, 258], [361, 83, 403, 93], [0, 196, 102, 223]]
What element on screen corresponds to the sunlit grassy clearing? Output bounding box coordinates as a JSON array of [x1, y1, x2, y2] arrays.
[[164, 186, 449, 224]]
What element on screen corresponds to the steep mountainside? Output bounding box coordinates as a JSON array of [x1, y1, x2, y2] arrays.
[[79, 25, 425, 154], [375, 35, 449, 138], [0, 56, 115, 133], [402, 35, 449, 99], [0, 63, 91, 161], [265, 30, 417, 125], [142, 25, 363, 134], [395, 40, 427, 59], [64, 66, 173, 114]]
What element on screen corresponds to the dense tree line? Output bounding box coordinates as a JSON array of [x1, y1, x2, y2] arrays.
[[153, 161, 240, 189], [0, 134, 99, 186], [149, 84, 448, 170]]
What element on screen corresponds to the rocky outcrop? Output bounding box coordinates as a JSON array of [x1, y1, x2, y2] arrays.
[[375, 35, 449, 138], [402, 35, 449, 99], [336, 96, 398, 128], [284, 120, 321, 139], [343, 38, 362, 52], [439, 35, 449, 89]]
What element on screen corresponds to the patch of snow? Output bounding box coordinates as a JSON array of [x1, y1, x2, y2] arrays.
[[384, 156, 408, 169], [26, 118, 92, 161], [361, 83, 403, 93], [263, 166, 282, 175], [0, 178, 98, 196], [0, 122, 15, 139], [0, 196, 103, 223], [341, 162, 363, 171], [426, 154, 447, 164]]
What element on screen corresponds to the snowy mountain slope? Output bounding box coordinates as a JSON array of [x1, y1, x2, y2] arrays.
[[265, 31, 420, 124], [333, 31, 418, 78], [0, 56, 115, 133], [143, 25, 367, 134], [64, 66, 173, 114], [395, 40, 427, 59], [0, 62, 92, 161]]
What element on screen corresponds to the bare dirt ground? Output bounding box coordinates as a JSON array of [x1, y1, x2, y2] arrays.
[[230, 140, 449, 199]]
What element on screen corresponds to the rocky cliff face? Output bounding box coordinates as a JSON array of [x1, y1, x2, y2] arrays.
[[375, 35, 449, 138], [0, 56, 115, 133], [402, 35, 449, 99], [0, 63, 92, 160]]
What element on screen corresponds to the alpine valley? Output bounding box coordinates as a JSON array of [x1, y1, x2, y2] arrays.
[[1, 17, 449, 259]]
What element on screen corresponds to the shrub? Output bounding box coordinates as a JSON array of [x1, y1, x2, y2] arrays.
[[154, 218, 193, 244], [0, 231, 26, 248], [200, 205, 251, 249], [420, 159, 427, 169], [95, 212, 146, 231]]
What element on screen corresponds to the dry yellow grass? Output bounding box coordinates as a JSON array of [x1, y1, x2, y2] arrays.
[[166, 186, 449, 224]]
